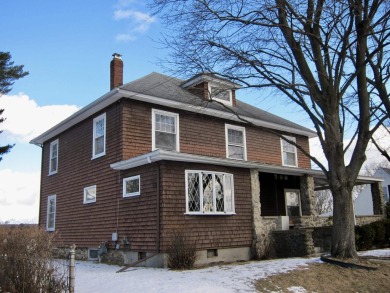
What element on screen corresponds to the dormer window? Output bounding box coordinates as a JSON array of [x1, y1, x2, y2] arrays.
[[209, 84, 232, 106], [182, 74, 239, 106]]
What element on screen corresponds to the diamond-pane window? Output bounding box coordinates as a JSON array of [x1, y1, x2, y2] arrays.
[[186, 171, 234, 214], [187, 173, 200, 212]]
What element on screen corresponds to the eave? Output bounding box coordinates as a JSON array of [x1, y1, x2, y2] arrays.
[[30, 87, 316, 146], [110, 150, 382, 189]]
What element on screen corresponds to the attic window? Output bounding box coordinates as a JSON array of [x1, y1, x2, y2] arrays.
[[209, 84, 232, 105]]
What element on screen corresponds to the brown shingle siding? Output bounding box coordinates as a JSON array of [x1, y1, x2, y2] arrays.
[[159, 161, 253, 251], [121, 100, 311, 168]]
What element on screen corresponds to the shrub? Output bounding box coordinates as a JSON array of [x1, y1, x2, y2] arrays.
[[167, 230, 197, 269], [385, 202, 390, 219], [0, 225, 68, 293], [355, 224, 375, 250], [369, 221, 386, 247]]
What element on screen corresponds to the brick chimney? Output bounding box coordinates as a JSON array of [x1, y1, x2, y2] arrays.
[[110, 53, 123, 90]]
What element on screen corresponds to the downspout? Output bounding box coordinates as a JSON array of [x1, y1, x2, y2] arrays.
[[38, 144, 44, 228], [156, 162, 161, 253]]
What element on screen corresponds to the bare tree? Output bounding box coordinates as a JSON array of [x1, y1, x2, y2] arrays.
[[315, 190, 333, 215], [151, 0, 390, 258]]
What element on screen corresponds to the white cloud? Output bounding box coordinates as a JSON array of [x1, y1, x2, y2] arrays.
[[0, 169, 39, 223], [0, 93, 79, 143], [115, 33, 136, 42], [114, 9, 156, 42], [309, 125, 390, 171]]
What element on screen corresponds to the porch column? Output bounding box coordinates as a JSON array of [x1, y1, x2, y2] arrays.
[[371, 182, 385, 215], [299, 175, 317, 217], [251, 169, 269, 259]]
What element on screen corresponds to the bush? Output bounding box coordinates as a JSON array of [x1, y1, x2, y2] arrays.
[[385, 202, 390, 219], [167, 230, 197, 269], [369, 221, 387, 247], [355, 224, 375, 250], [0, 226, 68, 293]]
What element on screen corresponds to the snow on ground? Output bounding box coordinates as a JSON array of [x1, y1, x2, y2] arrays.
[[71, 249, 389, 293]]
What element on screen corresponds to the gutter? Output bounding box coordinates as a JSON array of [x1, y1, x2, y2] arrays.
[[29, 86, 316, 146]]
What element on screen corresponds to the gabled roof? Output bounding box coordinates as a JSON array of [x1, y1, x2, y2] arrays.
[[382, 168, 390, 176], [120, 73, 316, 135], [30, 72, 316, 145]]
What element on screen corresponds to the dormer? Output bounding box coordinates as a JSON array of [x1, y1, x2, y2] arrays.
[[182, 73, 241, 107]]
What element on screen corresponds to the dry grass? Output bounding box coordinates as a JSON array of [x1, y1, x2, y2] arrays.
[[256, 260, 390, 293]]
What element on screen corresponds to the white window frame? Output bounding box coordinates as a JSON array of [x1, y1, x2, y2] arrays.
[[46, 194, 56, 231], [92, 113, 106, 159], [185, 170, 235, 215], [49, 139, 59, 175], [281, 136, 298, 167], [208, 83, 233, 106], [123, 175, 141, 197], [84, 185, 97, 204], [284, 189, 302, 217], [225, 124, 247, 160], [152, 109, 180, 152]]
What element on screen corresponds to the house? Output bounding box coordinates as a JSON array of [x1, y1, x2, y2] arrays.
[[30, 54, 384, 267], [354, 167, 390, 216]]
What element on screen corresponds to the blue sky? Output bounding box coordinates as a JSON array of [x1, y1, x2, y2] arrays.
[[0, 1, 388, 223]]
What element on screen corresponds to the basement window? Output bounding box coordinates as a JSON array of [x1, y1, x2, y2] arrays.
[[88, 248, 99, 260], [207, 249, 218, 258]]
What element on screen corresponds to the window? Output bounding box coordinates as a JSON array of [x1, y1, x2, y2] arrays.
[[185, 170, 235, 215], [92, 113, 106, 159], [285, 189, 301, 217], [123, 175, 141, 197], [209, 84, 232, 105], [46, 195, 56, 231], [49, 139, 59, 175], [84, 185, 97, 204], [225, 124, 246, 160], [281, 136, 298, 167], [152, 109, 179, 151]]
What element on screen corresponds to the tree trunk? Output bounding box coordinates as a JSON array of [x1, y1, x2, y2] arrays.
[[330, 185, 357, 259]]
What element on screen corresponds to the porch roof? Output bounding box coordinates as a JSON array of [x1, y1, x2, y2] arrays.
[[110, 150, 381, 190]]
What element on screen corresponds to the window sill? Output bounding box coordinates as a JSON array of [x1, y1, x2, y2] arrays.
[[184, 212, 236, 216], [91, 153, 105, 160], [48, 172, 57, 176], [226, 156, 246, 161], [282, 163, 298, 168], [123, 193, 140, 198]]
